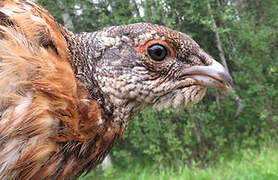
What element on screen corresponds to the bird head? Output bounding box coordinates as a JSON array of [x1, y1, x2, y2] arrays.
[[72, 23, 233, 127]]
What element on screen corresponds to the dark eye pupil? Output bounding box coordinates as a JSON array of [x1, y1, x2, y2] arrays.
[[147, 44, 167, 61]]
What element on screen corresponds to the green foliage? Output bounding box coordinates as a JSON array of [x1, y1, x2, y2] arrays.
[[79, 142, 278, 180], [37, 0, 278, 171]]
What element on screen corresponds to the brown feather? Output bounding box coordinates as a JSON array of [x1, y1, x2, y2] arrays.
[[0, 1, 120, 179]]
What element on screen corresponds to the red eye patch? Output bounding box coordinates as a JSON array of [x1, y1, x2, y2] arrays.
[[133, 39, 176, 59]]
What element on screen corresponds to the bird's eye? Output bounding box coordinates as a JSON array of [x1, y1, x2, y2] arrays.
[[147, 44, 168, 61]]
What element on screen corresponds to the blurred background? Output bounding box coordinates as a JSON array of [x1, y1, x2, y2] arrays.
[[37, 0, 278, 179]]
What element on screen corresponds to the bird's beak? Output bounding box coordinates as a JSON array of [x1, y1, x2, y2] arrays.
[[180, 60, 234, 90]]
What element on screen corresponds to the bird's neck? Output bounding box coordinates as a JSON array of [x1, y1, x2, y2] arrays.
[[66, 31, 139, 129]]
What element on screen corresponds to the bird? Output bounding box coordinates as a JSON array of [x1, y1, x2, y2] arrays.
[[0, 0, 233, 179]]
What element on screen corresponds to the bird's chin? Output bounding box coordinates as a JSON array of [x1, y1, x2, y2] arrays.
[[152, 85, 207, 111]]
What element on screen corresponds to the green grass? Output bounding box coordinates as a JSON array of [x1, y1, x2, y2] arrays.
[[78, 143, 278, 180]]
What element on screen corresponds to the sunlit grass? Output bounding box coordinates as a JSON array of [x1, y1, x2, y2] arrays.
[[78, 142, 278, 180]]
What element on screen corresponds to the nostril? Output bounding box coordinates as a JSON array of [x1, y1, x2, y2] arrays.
[[182, 55, 204, 66], [195, 49, 214, 65]]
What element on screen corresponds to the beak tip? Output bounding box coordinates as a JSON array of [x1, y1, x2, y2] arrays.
[[221, 70, 234, 90], [223, 84, 233, 91]]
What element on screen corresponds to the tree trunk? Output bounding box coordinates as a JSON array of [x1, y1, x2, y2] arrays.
[[132, 0, 141, 17], [58, 1, 75, 31], [101, 154, 113, 171], [255, 0, 263, 25], [206, 0, 244, 118], [206, 0, 228, 70]]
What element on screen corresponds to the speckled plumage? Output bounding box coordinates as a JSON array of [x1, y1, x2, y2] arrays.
[[0, 0, 233, 179]]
